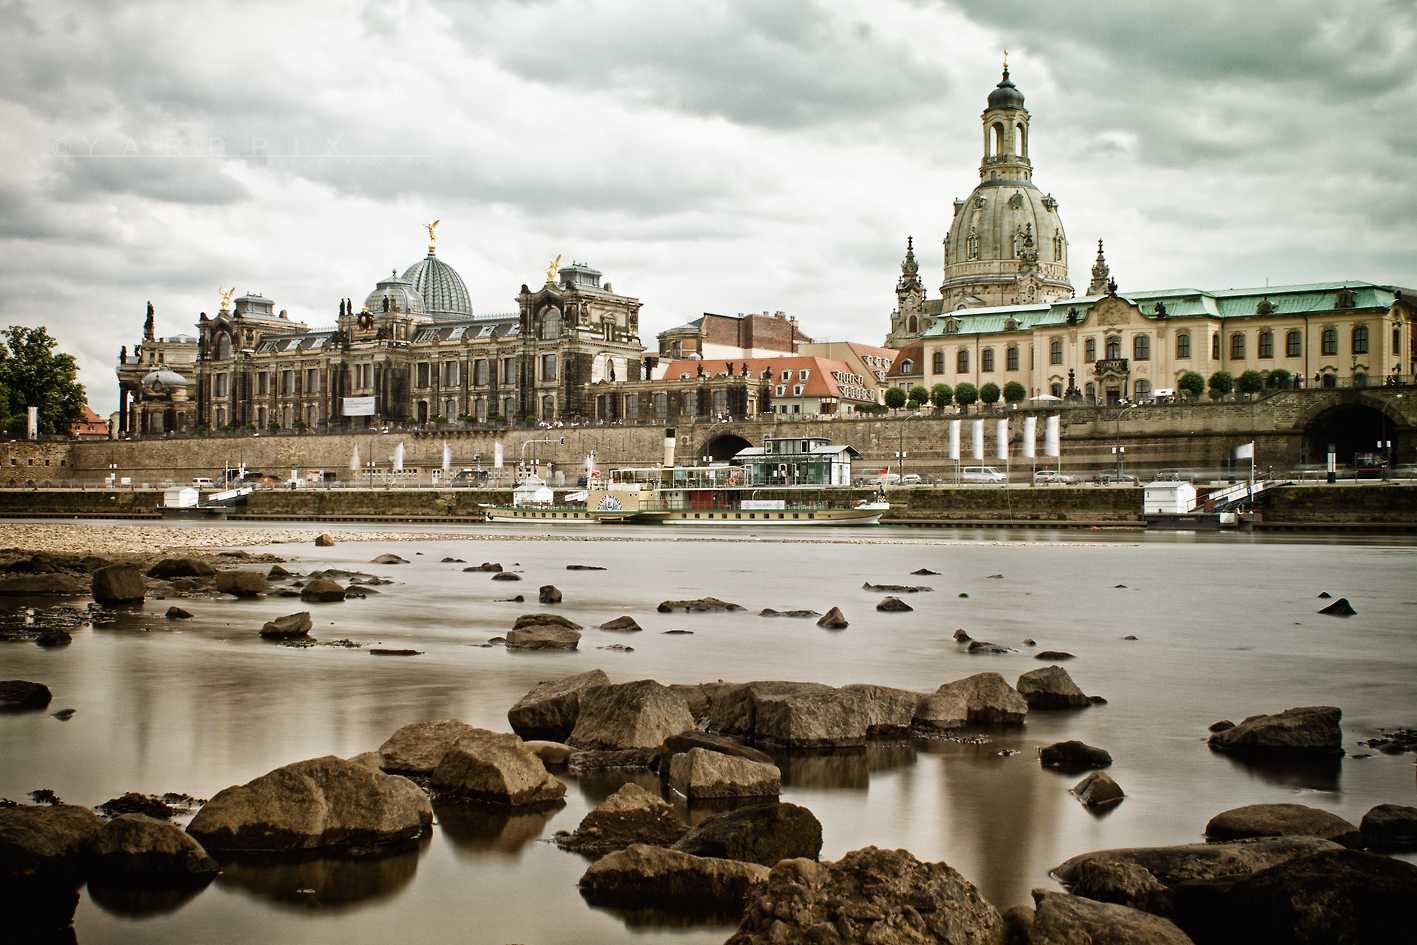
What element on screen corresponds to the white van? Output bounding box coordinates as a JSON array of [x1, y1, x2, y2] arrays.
[[961, 466, 1007, 484], [191, 477, 216, 490]]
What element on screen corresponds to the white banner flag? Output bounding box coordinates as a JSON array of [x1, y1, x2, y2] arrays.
[[442, 441, 451, 474], [1023, 416, 1036, 458], [1236, 442, 1254, 459], [996, 419, 1009, 460], [1044, 415, 1060, 458], [350, 444, 360, 472], [393, 442, 405, 471], [494, 441, 504, 468], [972, 420, 984, 460], [949, 419, 960, 460]]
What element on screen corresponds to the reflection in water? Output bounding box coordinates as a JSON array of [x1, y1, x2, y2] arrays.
[[87, 874, 215, 917], [774, 750, 870, 789], [214, 842, 423, 911], [1218, 752, 1343, 792], [572, 770, 663, 809], [434, 797, 561, 857], [582, 899, 743, 932]]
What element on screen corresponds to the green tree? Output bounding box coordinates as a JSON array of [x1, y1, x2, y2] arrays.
[[907, 385, 930, 408], [1002, 381, 1026, 404], [1236, 369, 1265, 398], [267, 421, 280, 433], [1178, 371, 1206, 400], [1267, 368, 1292, 389], [884, 386, 907, 411], [930, 383, 952, 409], [0, 326, 87, 436], [979, 382, 1001, 405], [1208, 370, 1234, 400], [954, 382, 979, 412]]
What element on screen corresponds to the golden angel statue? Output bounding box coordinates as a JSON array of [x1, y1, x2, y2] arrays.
[[425, 219, 439, 243], [546, 255, 561, 283], [219, 287, 236, 309]]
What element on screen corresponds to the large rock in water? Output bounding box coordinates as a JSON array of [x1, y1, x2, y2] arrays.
[[92, 563, 145, 604], [87, 814, 219, 880], [660, 731, 775, 768], [1040, 740, 1113, 771], [668, 748, 781, 800], [187, 755, 432, 851], [726, 846, 1006, 945], [507, 669, 610, 742], [567, 679, 695, 750], [556, 782, 687, 854], [214, 569, 266, 597], [0, 679, 53, 710], [1052, 837, 1345, 888], [1207, 849, 1417, 945], [1360, 803, 1417, 849], [914, 689, 969, 730], [0, 804, 104, 943], [1016, 665, 1091, 708], [1030, 889, 1194, 945], [936, 672, 1028, 724], [672, 802, 822, 866], [1204, 803, 1363, 848], [378, 719, 480, 773], [0, 572, 82, 595], [300, 579, 347, 603], [429, 729, 566, 806], [841, 684, 920, 737], [579, 843, 769, 913], [1206, 705, 1343, 755], [1070, 857, 1173, 916], [1073, 772, 1124, 809], [260, 611, 312, 639], [816, 606, 848, 629], [706, 681, 901, 747], [504, 625, 581, 650], [146, 558, 215, 579]]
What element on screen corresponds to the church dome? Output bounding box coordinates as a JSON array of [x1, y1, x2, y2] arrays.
[[142, 368, 190, 387], [987, 68, 1025, 110], [363, 270, 426, 316], [401, 250, 472, 318]]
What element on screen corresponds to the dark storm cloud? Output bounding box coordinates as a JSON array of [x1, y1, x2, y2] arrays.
[[433, 0, 950, 129]]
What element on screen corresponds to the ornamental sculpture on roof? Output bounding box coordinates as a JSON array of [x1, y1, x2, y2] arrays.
[[546, 255, 561, 284], [425, 219, 439, 243], [219, 287, 236, 311]]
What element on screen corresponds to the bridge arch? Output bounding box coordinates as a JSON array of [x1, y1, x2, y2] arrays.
[[702, 433, 753, 463], [1302, 395, 1408, 468]]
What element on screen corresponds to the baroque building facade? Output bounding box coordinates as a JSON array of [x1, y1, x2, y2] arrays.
[[888, 64, 1072, 348], [117, 240, 646, 435]]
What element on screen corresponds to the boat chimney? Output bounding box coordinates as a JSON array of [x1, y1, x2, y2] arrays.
[[664, 427, 676, 468]]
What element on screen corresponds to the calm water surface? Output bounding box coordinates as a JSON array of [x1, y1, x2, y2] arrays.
[[3, 523, 1416, 944]]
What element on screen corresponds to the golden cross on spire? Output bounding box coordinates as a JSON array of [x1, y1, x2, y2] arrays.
[[1003, 49, 1008, 69]]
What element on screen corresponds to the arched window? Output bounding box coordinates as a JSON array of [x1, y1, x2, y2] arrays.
[[711, 390, 727, 415], [282, 406, 292, 428], [503, 397, 516, 420], [1394, 327, 1402, 356], [901, 359, 914, 375], [257, 406, 267, 428], [932, 351, 944, 374], [1322, 373, 1336, 388], [1286, 331, 1302, 357], [1176, 333, 1191, 358], [1006, 347, 1019, 371], [1354, 373, 1368, 387], [907, 315, 918, 334], [417, 401, 428, 424], [1051, 382, 1063, 397], [1105, 336, 1121, 360], [1352, 325, 1369, 354], [445, 399, 456, 419], [542, 395, 555, 420], [1230, 334, 1245, 359], [1133, 380, 1152, 400], [1321, 329, 1337, 356], [216, 334, 232, 360], [541, 309, 561, 340], [1133, 335, 1150, 360], [1085, 338, 1096, 362], [1258, 332, 1273, 359], [957, 350, 969, 373], [1050, 340, 1063, 365], [1016, 122, 1027, 156], [1085, 382, 1096, 401], [1212, 334, 1221, 359], [653, 393, 667, 418], [215, 408, 226, 427], [992, 122, 1005, 156], [966, 232, 979, 260], [982, 348, 994, 372], [475, 398, 487, 421]]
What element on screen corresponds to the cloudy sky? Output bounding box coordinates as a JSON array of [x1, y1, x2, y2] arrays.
[[3, 0, 1415, 415]]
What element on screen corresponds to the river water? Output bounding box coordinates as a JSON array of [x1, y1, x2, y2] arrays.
[[3, 522, 1416, 944]]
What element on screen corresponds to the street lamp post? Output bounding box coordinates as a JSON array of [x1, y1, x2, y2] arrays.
[[1115, 403, 1138, 481], [1380, 393, 1403, 480]]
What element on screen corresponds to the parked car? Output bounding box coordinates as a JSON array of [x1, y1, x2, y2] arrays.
[[1032, 470, 1077, 485], [961, 466, 1008, 484], [1094, 472, 1138, 485], [1153, 469, 1195, 482], [240, 473, 282, 489], [191, 477, 216, 490], [900, 473, 922, 485], [865, 473, 901, 486], [449, 469, 491, 487]]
